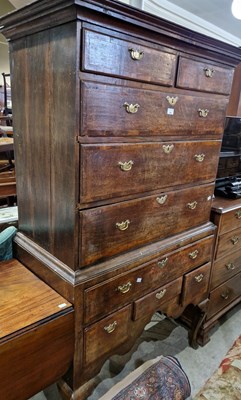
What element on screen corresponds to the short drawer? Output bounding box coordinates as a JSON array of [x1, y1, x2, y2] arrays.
[[177, 56, 234, 95], [208, 272, 241, 319], [215, 226, 241, 259], [84, 305, 132, 365], [82, 28, 177, 86], [80, 184, 214, 266], [81, 81, 228, 137], [80, 141, 219, 203], [217, 207, 241, 235], [133, 277, 182, 321], [181, 262, 211, 307], [84, 235, 214, 323], [211, 248, 241, 289]]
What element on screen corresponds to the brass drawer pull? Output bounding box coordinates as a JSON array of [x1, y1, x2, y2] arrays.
[[156, 195, 167, 205], [221, 291, 229, 300], [194, 154, 205, 162], [189, 250, 199, 259], [226, 263, 236, 271], [187, 201, 197, 210], [117, 281, 132, 294], [231, 236, 239, 245], [157, 257, 168, 268], [195, 273, 204, 283], [155, 289, 167, 300], [162, 144, 174, 154], [116, 220, 130, 231], [166, 96, 178, 106], [235, 210, 241, 219], [129, 48, 144, 60], [118, 160, 134, 171], [204, 67, 215, 78], [104, 321, 117, 334], [123, 102, 140, 114], [198, 108, 209, 118]]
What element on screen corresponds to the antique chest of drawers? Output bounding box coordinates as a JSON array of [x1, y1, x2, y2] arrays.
[[198, 197, 241, 345], [1, 0, 241, 399]]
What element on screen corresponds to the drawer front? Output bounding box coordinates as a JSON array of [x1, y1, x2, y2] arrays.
[[211, 248, 241, 290], [81, 81, 228, 137], [82, 29, 177, 86], [215, 226, 241, 259], [182, 262, 211, 306], [80, 184, 214, 266], [84, 235, 213, 323], [218, 207, 241, 235], [133, 277, 182, 321], [208, 272, 241, 318], [80, 142, 219, 203], [84, 305, 132, 365], [177, 56, 234, 94]]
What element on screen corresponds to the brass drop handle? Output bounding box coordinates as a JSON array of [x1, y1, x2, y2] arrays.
[[162, 144, 174, 154], [231, 236, 239, 245], [198, 109, 209, 118], [156, 195, 167, 205], [235, 210, 241, 219], [204, 67, 215, 78], [116, 220, 130, 231], [189, 250, 199, 260], [195, 273, 204, 283], [221, 291, 230, 300], [104, 321, 117, 334], [123, 102, 140, 114], [157, 257, 168, 268], [194, 154, 205, 162], [117, 281, 132, 294], [129, 48, 144, 60], [187, 201, 197, 210], [118, 160, 134, 171], [155, 289, 167, 300], [226, 263, 235, 271]]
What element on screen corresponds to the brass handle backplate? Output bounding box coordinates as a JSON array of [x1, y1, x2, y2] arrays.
[[221, 291, 229, 300], [162, 144, 174, 154], [195, 273, 204, 283], [156, 195, 167, 205], [194, 154, 205, 162], [198, 108, 209, 118], [187, 201, 197, 210], [157, 257, 168, 268], [129, 48, 144, 60], [166, 96, 178, 106], [226, 263, 235, 271], [104, 321, 117, 334], [204, 67, 215, 78], [116, 220, 130, 231], [118, 160, 134, 171], [155, 289, 167, 300], [123, 102, 140, 114], [117, 281, 132, 294], [189, 250, 199, 260], [231, 236, 239, 245], [235, 210, 241, 219]]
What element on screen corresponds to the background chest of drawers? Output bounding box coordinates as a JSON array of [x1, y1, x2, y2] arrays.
[[198, 197, 241, 345], [1, 0, 241, 399]]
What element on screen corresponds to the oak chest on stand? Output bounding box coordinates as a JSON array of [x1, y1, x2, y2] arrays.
[[1, 1, 241, 399]]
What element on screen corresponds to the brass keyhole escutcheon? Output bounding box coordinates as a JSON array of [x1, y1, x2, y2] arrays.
[[204, 67, 215, 78], [162, 144, 174, 154], [166, 96, 178, 106], [156, 195, 167, 205]]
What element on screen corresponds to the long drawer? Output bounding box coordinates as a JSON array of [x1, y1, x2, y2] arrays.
[[177, 56, 234, 95], [80, 142, 219, 203], [211, 248, 241, 289], [215, 226, 241, 259], [80, 184, 214, 266], [82, 28, 177, 86], [84, 234, 214, 323], [208, 272, 241, 319], [81, 81, 228, 137]]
